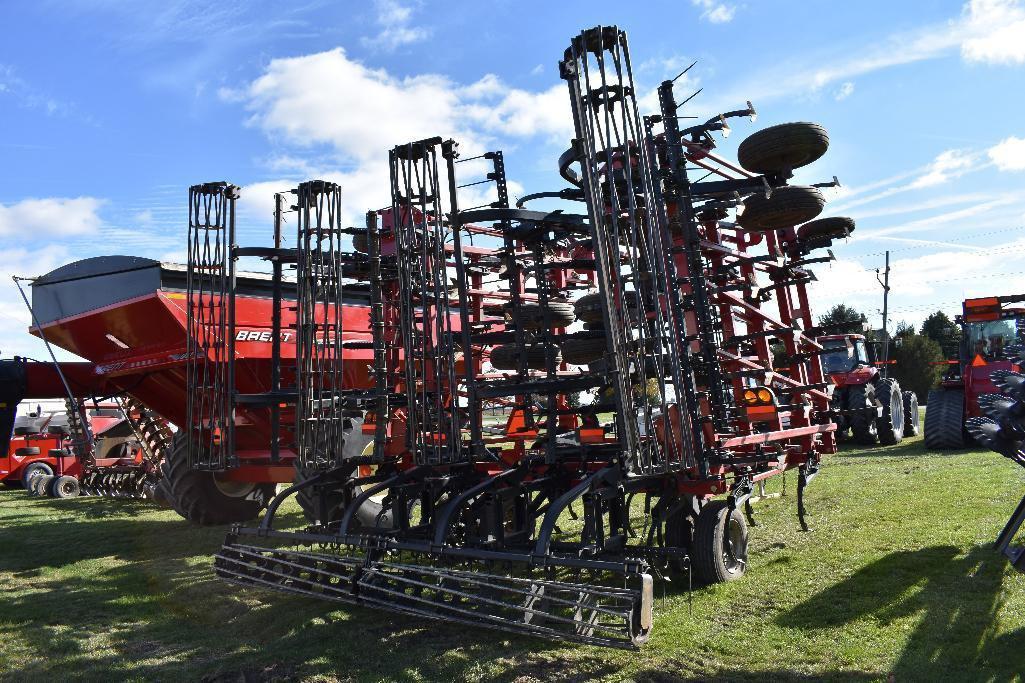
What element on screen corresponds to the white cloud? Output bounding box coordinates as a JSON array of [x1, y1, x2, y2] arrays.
[[0, 197, 104, 237], [961, 0, 1025, 64], [834, 81, 855, 101], [988, 136, 1025, 170], [361, 0, 429, 51], [691, 0, 736, 23], [909, 149, 979, 188]]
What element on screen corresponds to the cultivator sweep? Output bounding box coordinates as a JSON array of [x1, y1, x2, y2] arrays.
[[213, 25, 848, 646]]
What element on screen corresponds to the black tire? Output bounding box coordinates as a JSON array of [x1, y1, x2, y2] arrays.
[[560, 334, 606, 365], [737, 122, 829, 174], [924, 389, 966, 449], [846, 384, 878, 445], [737, 186, 825, 232], [664, 495, 702, 578], [903, 391, 920, 437], [50, 475, 80, 499], [692, 500, 748, 584], [352, 229, 369, 253], [13, 426, 34, 436], [34, 474, 55, 497], [875, 378, 905, 446], [294, 418, 392, 528], [574, 292, 638, 325], [15, 447, 40, 457], [161, 432, 277, 525], [21, 461, 52, 489], [796, 216, 854, 242], [506, 301, 576, 330], [490, 343, 561, 370]]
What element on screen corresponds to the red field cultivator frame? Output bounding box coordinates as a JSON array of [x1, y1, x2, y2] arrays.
[[213, 26, 847, 647]]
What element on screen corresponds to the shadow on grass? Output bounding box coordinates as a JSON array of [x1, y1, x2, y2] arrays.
[[0, 499, 596, 682], [836, 438, 978, 459], [629, 669, 878, 682], [778, 545, 1024, 679]]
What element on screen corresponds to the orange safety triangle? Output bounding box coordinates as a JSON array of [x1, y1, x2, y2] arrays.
[[971, 354, 988, 367]]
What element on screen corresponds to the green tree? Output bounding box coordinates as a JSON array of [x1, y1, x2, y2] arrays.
[[890, 333, 944, 401], [818, 304, 869, 335], [919, 310, 961, 359], [894, 320, 915, 339]]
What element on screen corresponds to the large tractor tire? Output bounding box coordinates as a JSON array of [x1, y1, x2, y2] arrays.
[[875, 378, 905, 446], [50, 475, 80, 499], [737, 122, 829, 175], [924, 389, 966, 449], [21, 461, 52, 490], [692, 500, 748, 584], [161, 433, 277, 526], [903, 391, 920, 437], [846, 384, 878, 445], [294, 418, 393, 529], [737, 186, 826, 232]]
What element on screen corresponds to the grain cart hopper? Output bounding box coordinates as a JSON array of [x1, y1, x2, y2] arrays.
[[926, 295, 1025, 449], [816, 333, 918, 445], [212, 25, 846, 648]]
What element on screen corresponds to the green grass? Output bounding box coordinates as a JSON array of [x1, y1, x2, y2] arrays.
[[1, 421, 1024, 682]]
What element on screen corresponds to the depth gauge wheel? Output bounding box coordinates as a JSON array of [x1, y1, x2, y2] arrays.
[[692, 500, 748, 584], [737, 186, 825, 231], [737, 122, 829, 174]]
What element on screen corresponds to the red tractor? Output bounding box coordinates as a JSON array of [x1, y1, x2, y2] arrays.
[[817, 333, 918, 445], [925, 295, 1025, 449]]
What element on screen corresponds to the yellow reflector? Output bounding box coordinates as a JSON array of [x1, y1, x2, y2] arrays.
[[756, 388, 772, 403], [743, 389, 758, 404]]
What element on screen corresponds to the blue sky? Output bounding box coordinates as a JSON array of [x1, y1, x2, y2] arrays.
[[2, 0, 1025, 360]]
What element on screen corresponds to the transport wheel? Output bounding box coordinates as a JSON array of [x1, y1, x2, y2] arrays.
[[796, 216, 854, 243], [506, 301, 576, 329], [923, 389, 966, 449], [692, 500, 748, 584], [161, 432, 277, 525], [875, 378, 905, 446], [737, 186, 825, 231], [736, 122, 829, 174], [903, 391, 920, 437], [352, 229, 369, 253], [490, 343, 561, 370], [560, 334, 607, 365], [35, 474, 55, 497], [294, 418, 393, 529], [573, 292, 637, 325], [50, 475, 80, 499], [21, 461, 52, 490], [664, 495, 702, 577], [846, 385, 879, 445]]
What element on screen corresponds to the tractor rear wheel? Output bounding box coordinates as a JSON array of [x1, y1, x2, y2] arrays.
[[924, 389, 966, 449], [294, 418, 392, 529], [903, 391, 920, 436], [161, 432, 277, 525], [50, 475, 80, 499], [21, 461, 52, 490], [692, 500, 748, 584], [846, 384, 878, 445], [875, 378, 905, 446]]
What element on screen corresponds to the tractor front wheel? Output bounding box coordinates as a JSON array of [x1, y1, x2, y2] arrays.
[[903, 391, 920, 436], [875, 378, 905, 446], [692, 500, 748, 584], [161, 433, 277, 525], [924, 389, 966, 449]]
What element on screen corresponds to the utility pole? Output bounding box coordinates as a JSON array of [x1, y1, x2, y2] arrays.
[[875, 250, 891, 373]]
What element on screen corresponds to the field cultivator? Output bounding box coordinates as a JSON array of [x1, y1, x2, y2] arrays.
[[213, 26, 847, 647], [0, 357, 173, 499], [966, 345, 1025, 573]]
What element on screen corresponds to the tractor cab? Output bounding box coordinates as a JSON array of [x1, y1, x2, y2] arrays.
[[818, 334, 875, 386]]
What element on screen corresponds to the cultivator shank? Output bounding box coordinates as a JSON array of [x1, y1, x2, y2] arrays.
[[215, 24, 846, 646]]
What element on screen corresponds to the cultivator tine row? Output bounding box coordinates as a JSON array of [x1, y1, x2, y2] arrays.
[[967, 365, 1025, 572], [215, 541, 650, 648], [186, 182, 238, 470], [216, 23, 844, 647]]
